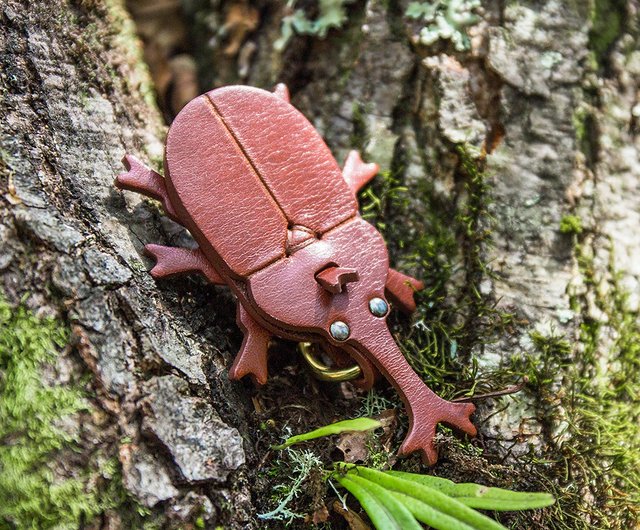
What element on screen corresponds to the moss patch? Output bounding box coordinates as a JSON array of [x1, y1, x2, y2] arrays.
[[558, 245, 640, 528], [559, 214, 583, 235], [588, 0, 626, 72], [0, 296, 151, 529], [505, 242, 640, 529], [0, 297, 98, 528]]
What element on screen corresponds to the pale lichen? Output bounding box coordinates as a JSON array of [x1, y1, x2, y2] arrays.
[[406, 0, 481, 51], [275, 0, 357, 51]]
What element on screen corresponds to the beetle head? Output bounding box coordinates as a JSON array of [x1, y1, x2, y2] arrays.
[[248, 217, 392, 342]]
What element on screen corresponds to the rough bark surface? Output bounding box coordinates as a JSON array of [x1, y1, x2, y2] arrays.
[[1, 1, 253, 527], [1, 0, 639, 528]]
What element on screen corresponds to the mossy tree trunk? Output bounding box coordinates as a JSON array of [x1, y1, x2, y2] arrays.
[[1, 0, 639, 529]]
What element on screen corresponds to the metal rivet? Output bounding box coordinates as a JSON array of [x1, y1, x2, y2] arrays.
[[330, 321, 350, 341], [369, 297, 389, 317]]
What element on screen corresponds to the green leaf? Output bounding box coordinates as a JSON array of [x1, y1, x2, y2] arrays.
[[386, 471, 555, 511], [388, 491, 475, 530], [272, 418, 382, 449], [348, 466, 507, 530], [335, 475, 400, 529], [337, 474, 422, 530]]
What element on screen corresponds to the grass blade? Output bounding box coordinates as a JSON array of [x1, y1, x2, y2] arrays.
[[272, 418, 381, 449], [349, 466, 507, 530], [388, 491, 476, 530], [336, 475, 404, 530], [339, 474, 422, 530], [386, 471, 555, 511]]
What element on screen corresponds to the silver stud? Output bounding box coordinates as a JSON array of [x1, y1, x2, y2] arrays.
[[330, 321, 350, 341], [369, 297, 389, 317]]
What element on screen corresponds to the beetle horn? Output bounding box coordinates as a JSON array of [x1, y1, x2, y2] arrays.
[[346, 326, 476, 465], [315, 265, 359, 294]]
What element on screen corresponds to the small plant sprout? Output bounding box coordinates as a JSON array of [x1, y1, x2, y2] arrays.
[[264, 420, 555, 529], [334, 465, 555, 530]]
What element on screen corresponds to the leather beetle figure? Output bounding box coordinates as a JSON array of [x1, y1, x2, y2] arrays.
[[116, 84, 476, 465]]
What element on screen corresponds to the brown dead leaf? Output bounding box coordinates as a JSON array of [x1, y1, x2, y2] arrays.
[[336, 429, 370, 463], [377, 409, 397, 435], [222, 3, 259, 57], [336, 409, 397, 463], [312, 504, 329, 524], [482, 122, 505, 155], [251, 395, 263, 413], [333, 500, 371, 530]]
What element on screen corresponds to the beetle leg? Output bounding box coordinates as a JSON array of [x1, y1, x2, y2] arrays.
[[342, 150, 379, 195], [144, 244, 225, 284], [385, 269, 424, 313], [229, 304, 271, 386], [273, 83, 290, 103], [116, 154, 182, 224]]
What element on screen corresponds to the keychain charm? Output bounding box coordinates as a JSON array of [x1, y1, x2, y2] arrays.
[[116, 84, 476, 465]]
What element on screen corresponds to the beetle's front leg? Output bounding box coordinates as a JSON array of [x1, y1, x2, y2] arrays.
[[342, 150, 379, 195], [385, 269, 424, 313], [116, 155, 182, 224], [229, 304, 271, 386]]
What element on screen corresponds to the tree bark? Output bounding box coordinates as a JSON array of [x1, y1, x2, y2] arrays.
[[1, 0, 639, 528]]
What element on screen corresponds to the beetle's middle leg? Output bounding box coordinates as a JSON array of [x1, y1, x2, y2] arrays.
[[229, 304, 271, 386], [144, 244, 225, 284]]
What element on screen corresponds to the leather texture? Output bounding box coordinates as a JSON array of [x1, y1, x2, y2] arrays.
[[115, 84, 476, 465]]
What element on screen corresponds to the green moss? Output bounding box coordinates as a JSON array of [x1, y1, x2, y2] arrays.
[[507, 243, 640, 529], [0, 296, 153, 529], [350, 101, 369, 152], [360, 167, 409, 235], [360, 143, 514, 404], [572, 106, 599, 167], [0, 297, 97, 528], [559, 214, 583, 235], [588, 0, 626, 70], [507, 331, 572, 396], [558, 248, 640, 528]]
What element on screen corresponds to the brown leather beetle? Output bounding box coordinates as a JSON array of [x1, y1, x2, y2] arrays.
[[115, 84, 476, 465]]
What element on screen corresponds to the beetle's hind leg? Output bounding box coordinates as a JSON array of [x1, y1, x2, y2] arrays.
[[342, 150, 379, 195], [385, 269, 424, 313], [116, 155, 182, 223], [229, 305, 271, 386]]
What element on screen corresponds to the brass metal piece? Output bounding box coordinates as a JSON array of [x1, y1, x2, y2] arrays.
[[298, 342, 361, 382]]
